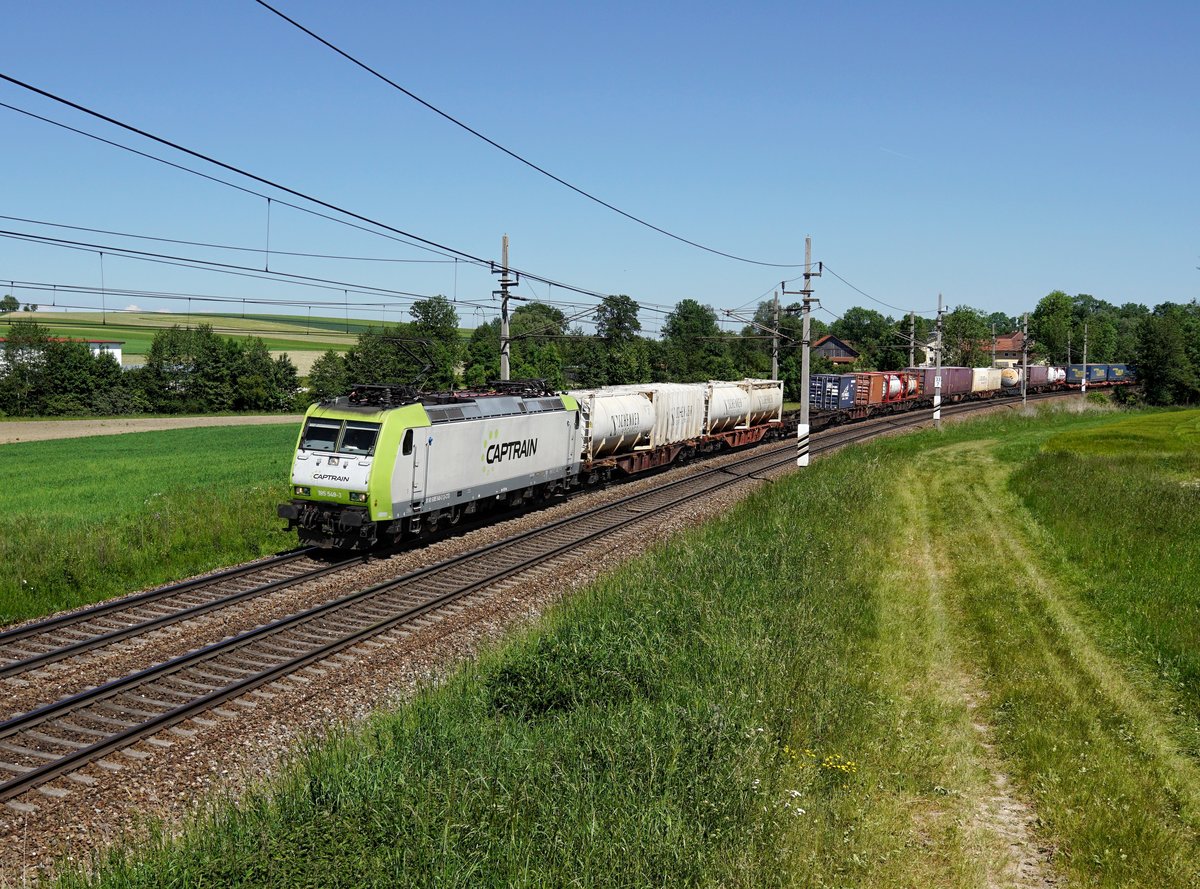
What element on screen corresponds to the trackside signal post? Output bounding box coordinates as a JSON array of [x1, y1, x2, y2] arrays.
[[784, 236, 820, 467], [1021, 312, 1029, 407], [934, 293, 944, 430]]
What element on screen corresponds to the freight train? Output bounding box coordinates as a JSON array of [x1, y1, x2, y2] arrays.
[[809, 363, 1133, 422], [278, 379, 785, 550], [280, 363, 1134, 549]]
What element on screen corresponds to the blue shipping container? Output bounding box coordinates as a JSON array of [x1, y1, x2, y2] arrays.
[[1088, 365, 1108, 382], [1106, 364, 1129, 382], [1066, 364, 1086, 382], [810, 374, 856, 410]]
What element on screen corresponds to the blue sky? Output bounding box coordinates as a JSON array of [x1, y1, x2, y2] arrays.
[[2, 0, 1196, 335]]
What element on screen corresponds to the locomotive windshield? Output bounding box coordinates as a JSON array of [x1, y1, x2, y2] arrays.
[[339, 421, 380, 456], [300, 419, 340, 452], [299, 419, 380, 455]]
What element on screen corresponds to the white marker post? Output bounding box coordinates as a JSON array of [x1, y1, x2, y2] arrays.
[[933, 293, 943, 429]]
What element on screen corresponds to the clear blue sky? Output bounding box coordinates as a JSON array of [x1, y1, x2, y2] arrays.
[[2, 0, 1197, 335]]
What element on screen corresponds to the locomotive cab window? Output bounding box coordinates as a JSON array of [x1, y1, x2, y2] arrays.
[[300, 419, 340, 452], [339, 421, 380, 456], [402, 429, 414, 456]]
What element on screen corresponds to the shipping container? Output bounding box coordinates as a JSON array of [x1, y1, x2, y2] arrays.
[[1088, 365, 1108, 383], [907, 366, 972, 397], [705, 381, 751, 433], [852, 373, 885, 406], [971, 368, 1002, 393], [1066, 365, 1086, 383], [568, 389, 655, 460], [810, 374, 856, 411], [1027, 365, 1049, 386]]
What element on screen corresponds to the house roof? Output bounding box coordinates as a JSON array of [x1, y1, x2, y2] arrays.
[[812, 334, 860, 356]]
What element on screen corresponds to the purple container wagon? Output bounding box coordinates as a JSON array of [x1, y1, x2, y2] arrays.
[[907, 367, 972, 398]]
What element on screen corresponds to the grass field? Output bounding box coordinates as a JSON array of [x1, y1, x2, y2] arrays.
[[0, 424, 299, 624], [51, 405, 1200, 888]]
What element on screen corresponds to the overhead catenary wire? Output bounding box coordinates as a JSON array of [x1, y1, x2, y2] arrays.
[[0, 76, 627, 303], [252, 0, 807, 269], [821, 263, 937, 316]]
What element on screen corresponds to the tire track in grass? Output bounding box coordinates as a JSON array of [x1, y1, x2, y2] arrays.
[[938, 441, 1200, 887], [878, 461, 1056, 888]]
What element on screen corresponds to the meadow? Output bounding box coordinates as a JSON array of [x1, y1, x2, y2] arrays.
[[54, 405, 1200, 888], [0, 424, 299, 624]]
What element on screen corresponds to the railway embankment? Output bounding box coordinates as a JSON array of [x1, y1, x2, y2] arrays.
[[28, 405, 1198, 888]]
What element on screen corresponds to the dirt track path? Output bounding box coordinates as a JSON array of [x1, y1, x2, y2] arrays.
[[0, 414, 303, 445]]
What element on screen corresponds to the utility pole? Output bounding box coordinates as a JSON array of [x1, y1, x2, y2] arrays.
[[783, 237, 820, 467], [934, 293, 944, 430], [491, 235, 518, 381], [1081, 320, 1088, 397], [771, 291, 780, 382], [1021, 312, 1029, 408], [1067, 327, 1072, 366], [991, 322, 997, 366], [908, 311, 915, 368]]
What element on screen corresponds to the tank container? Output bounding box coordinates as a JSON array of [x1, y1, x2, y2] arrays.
[[1000, 367, 1021, 388], [569, 389, 655, 460], [744, 379, 784, 424], [706, 381, 751, 433]]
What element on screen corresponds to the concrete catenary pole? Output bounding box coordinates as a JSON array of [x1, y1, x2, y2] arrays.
[[771, 291, 780, 382], [496, 235, 514, 381], [1081, 320, 1088, 397], [797, 238, 814, 466], [1021, 312, 1029, 407], [934, 293, 944, 430], [991, 322, 997, 366], [909, 311, 916, 368]]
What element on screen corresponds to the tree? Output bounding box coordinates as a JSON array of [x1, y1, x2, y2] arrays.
[[0, 320, 51, 415], [307, 349, 349, 402], [1030, 291, 1075, 363], [344, 324, 427, 387], [661, 299, 736, 382], [595, 295, 641, 343], [1135, 302, 1200, 405], [0, 295, 18, 314], [941, 305, 990, 366], [409, 295, 463, 389]]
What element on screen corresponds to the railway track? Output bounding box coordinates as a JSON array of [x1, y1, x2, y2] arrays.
[[0, 391, 1063, 805]]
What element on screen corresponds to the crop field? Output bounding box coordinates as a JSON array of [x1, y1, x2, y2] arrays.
[[52, 405, 1200, 888], [0, 423, 299, 624]]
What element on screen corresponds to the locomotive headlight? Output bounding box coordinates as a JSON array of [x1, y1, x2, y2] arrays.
[[349, 491, 367, 503], [294, 485, 311, 496]]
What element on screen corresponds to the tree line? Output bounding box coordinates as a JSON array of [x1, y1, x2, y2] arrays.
[[2, 290, 1196, 418], [0, 320, 298, 417]]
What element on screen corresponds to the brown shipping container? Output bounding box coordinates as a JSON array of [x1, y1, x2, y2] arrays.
[[1027, 365, 1049, 386], [853, 372, 885, 406]]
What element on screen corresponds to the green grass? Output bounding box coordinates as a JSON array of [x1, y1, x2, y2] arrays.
[[49, 405, 1200, 887], [0, 424, 300, 624]]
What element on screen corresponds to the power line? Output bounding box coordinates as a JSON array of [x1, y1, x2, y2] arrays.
[[252, 0, 807, 269], [0, 214, 458, 264], [821, 263, 937, 316], [0, 100, 459, 262]]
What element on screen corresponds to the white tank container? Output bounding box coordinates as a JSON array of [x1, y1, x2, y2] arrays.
[[744, 379, 784, 425], [971, 368, 1002, 392], [569, 389, 655, 459], [1000, 368, 1022, 388], [882, 373, 903, 400], [1048, 367, 1067, 384], [706, 382, 751, 433]]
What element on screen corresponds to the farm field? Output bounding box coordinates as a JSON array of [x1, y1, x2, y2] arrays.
[[50, 406, 1200, 888], [0, 310, 477, 374], [0, 424, 299, 624]]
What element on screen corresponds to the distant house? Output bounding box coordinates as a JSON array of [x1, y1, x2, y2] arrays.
[[991, 332, 1025, 361], [0, 337, 124, 368], [812, 334, 859, 365]]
